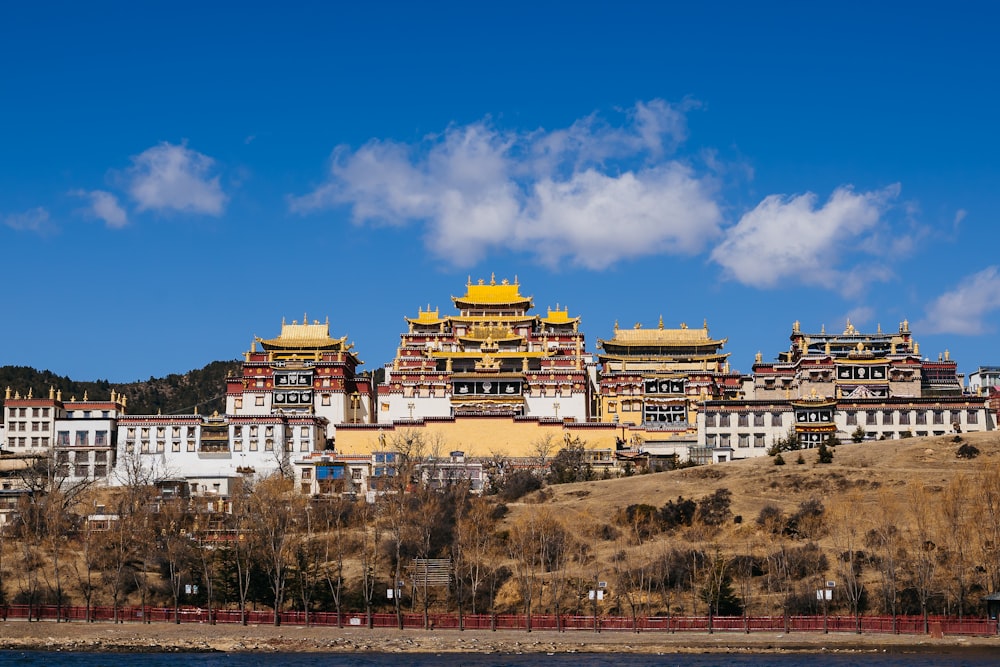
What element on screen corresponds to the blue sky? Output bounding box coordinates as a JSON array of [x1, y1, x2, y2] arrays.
[[2, 2, 999, 382]]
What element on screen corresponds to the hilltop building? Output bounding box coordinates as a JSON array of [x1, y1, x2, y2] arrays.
[[379, 275, 591, 422], [595, 317, 744, 464], [699, 320, 993, 460], [3, 386, 124, 483], [226, 316, 375, 435], [334, 276, 607, 458]]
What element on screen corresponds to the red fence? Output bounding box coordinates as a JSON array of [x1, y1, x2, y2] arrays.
[[1, 605, 996, 636]]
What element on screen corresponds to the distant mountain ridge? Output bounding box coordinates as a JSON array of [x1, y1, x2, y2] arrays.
[[0, 360, 242, 418]]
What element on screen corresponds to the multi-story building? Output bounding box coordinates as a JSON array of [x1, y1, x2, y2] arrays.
[[3, 386, 123, 484], [379, 275, 592, 422], [699, 320, 993, 460], [226, 316, 375, 440], [115, 409, 329, 486], [595, 318, 744, 463]]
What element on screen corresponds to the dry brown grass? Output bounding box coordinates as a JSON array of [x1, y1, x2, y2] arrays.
[[503, 431, 1000, 575]]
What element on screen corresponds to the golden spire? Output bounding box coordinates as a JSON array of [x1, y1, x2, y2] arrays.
[[821, 323, 826, 334], [467, 275, 472, 286], [83, 391, 88, 401], [658, 315, 664, 330], [57, 389, 62, 401], [490, 272, 496, 285], [755, 351, 762, 363], [4, 387, 10, 400], [614, 320, 619, 331], [703, 318, 708, 330], [49, 386, 55, 400], [877, 322, 883, 334], [27, 388, 32, 399], [945, 349, 950, 361]]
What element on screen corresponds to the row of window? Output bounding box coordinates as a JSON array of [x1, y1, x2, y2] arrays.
[[844, 409, 978, 426], [7, 436, 50, 448], [6, 421, 51, 432], [8, 407, 50, 418], [56, 431, 109, 446], [706, 433, 768, 448], [706, 408, 981, 428], [705, 413, 785, 427], [56, 450, 109, 463], [57, 463, 108, 478]]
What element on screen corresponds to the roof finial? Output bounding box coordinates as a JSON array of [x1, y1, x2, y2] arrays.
[[658, 315, 664, 329], [467, 275, 472, 286], [490, 272, 496, 285], [614, 320, 619, 331], [83, 390, 88, 401], [49, 386, 55, 400], [27, 387, 32, 399], [4, 387, 10, 400], [303, 312, 308, 324], [514, 274, 518, 285], [703, 318, 708, 330]]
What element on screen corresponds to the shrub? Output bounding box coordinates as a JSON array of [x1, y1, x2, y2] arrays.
[[786, 498, 826, 539], [851, 425, 866, 443], [796, 453, 805, 465], [774, 453, 786, 466], [696, 488, 732, 526], [660, 496, 697, 530], [957, 443, 981, 459], [498, 470, 542, 501], [816, 441, 834, 464], [756, 504, 786, 533]]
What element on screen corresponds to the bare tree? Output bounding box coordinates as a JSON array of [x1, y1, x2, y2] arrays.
[[249, 473, 302, 626], [905, 484, 941, 634], [830, 492, 866, 633], [865, 489, 902, 633]]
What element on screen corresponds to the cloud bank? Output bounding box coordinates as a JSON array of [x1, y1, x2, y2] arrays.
[[291, 100, 723, 269], [3, 207, 51, 233], [127, 142, 227, 215], [710, 185, 902, 295], [73, 189, 128, 228], [919, 266, 1000, 335]]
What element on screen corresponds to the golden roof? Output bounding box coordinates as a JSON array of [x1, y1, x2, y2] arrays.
[[453, 275, 532, 305], [602, 320, 725, 347], [406, 306, 443, 325], [540, 306, 579, 324], [257, 316, 347, 350]]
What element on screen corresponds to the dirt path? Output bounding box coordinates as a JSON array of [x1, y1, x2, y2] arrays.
[[1, 620, 997, 654]]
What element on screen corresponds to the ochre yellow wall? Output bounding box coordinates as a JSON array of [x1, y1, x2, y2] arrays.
[[335, 417, 623, 458]]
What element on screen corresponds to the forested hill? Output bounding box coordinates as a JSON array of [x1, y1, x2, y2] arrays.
[[0, 360, 242, 418]]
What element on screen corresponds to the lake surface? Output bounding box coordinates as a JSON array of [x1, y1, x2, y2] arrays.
[[2, 651, 999, 667]]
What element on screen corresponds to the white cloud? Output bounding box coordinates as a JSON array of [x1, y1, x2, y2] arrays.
[[127, 142, 227, 215], [290, 100, 723, 268], [73, 189, 128, 228], [918, 266, 1000, 335], [3, 207, 51, 233], [710, 185, 901, 293], [954, 208, 967, 229]]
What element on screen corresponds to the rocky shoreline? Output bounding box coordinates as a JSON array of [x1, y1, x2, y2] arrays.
[[1, 621, 997, 655]]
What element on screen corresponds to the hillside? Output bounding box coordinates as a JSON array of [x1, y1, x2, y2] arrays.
[[517, 431, 1000, 526], [497, 431, 1000, 617], [0, 360, 242, 417]]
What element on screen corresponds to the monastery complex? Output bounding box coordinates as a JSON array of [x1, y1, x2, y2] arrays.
[[2, 275, 998, 505]]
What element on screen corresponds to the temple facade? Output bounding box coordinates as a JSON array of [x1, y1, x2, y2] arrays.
[[226, 316, 375, 438], [377, 276, 593, 423], [699, 320, 994, 460], [596, 318, 743, 429]]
